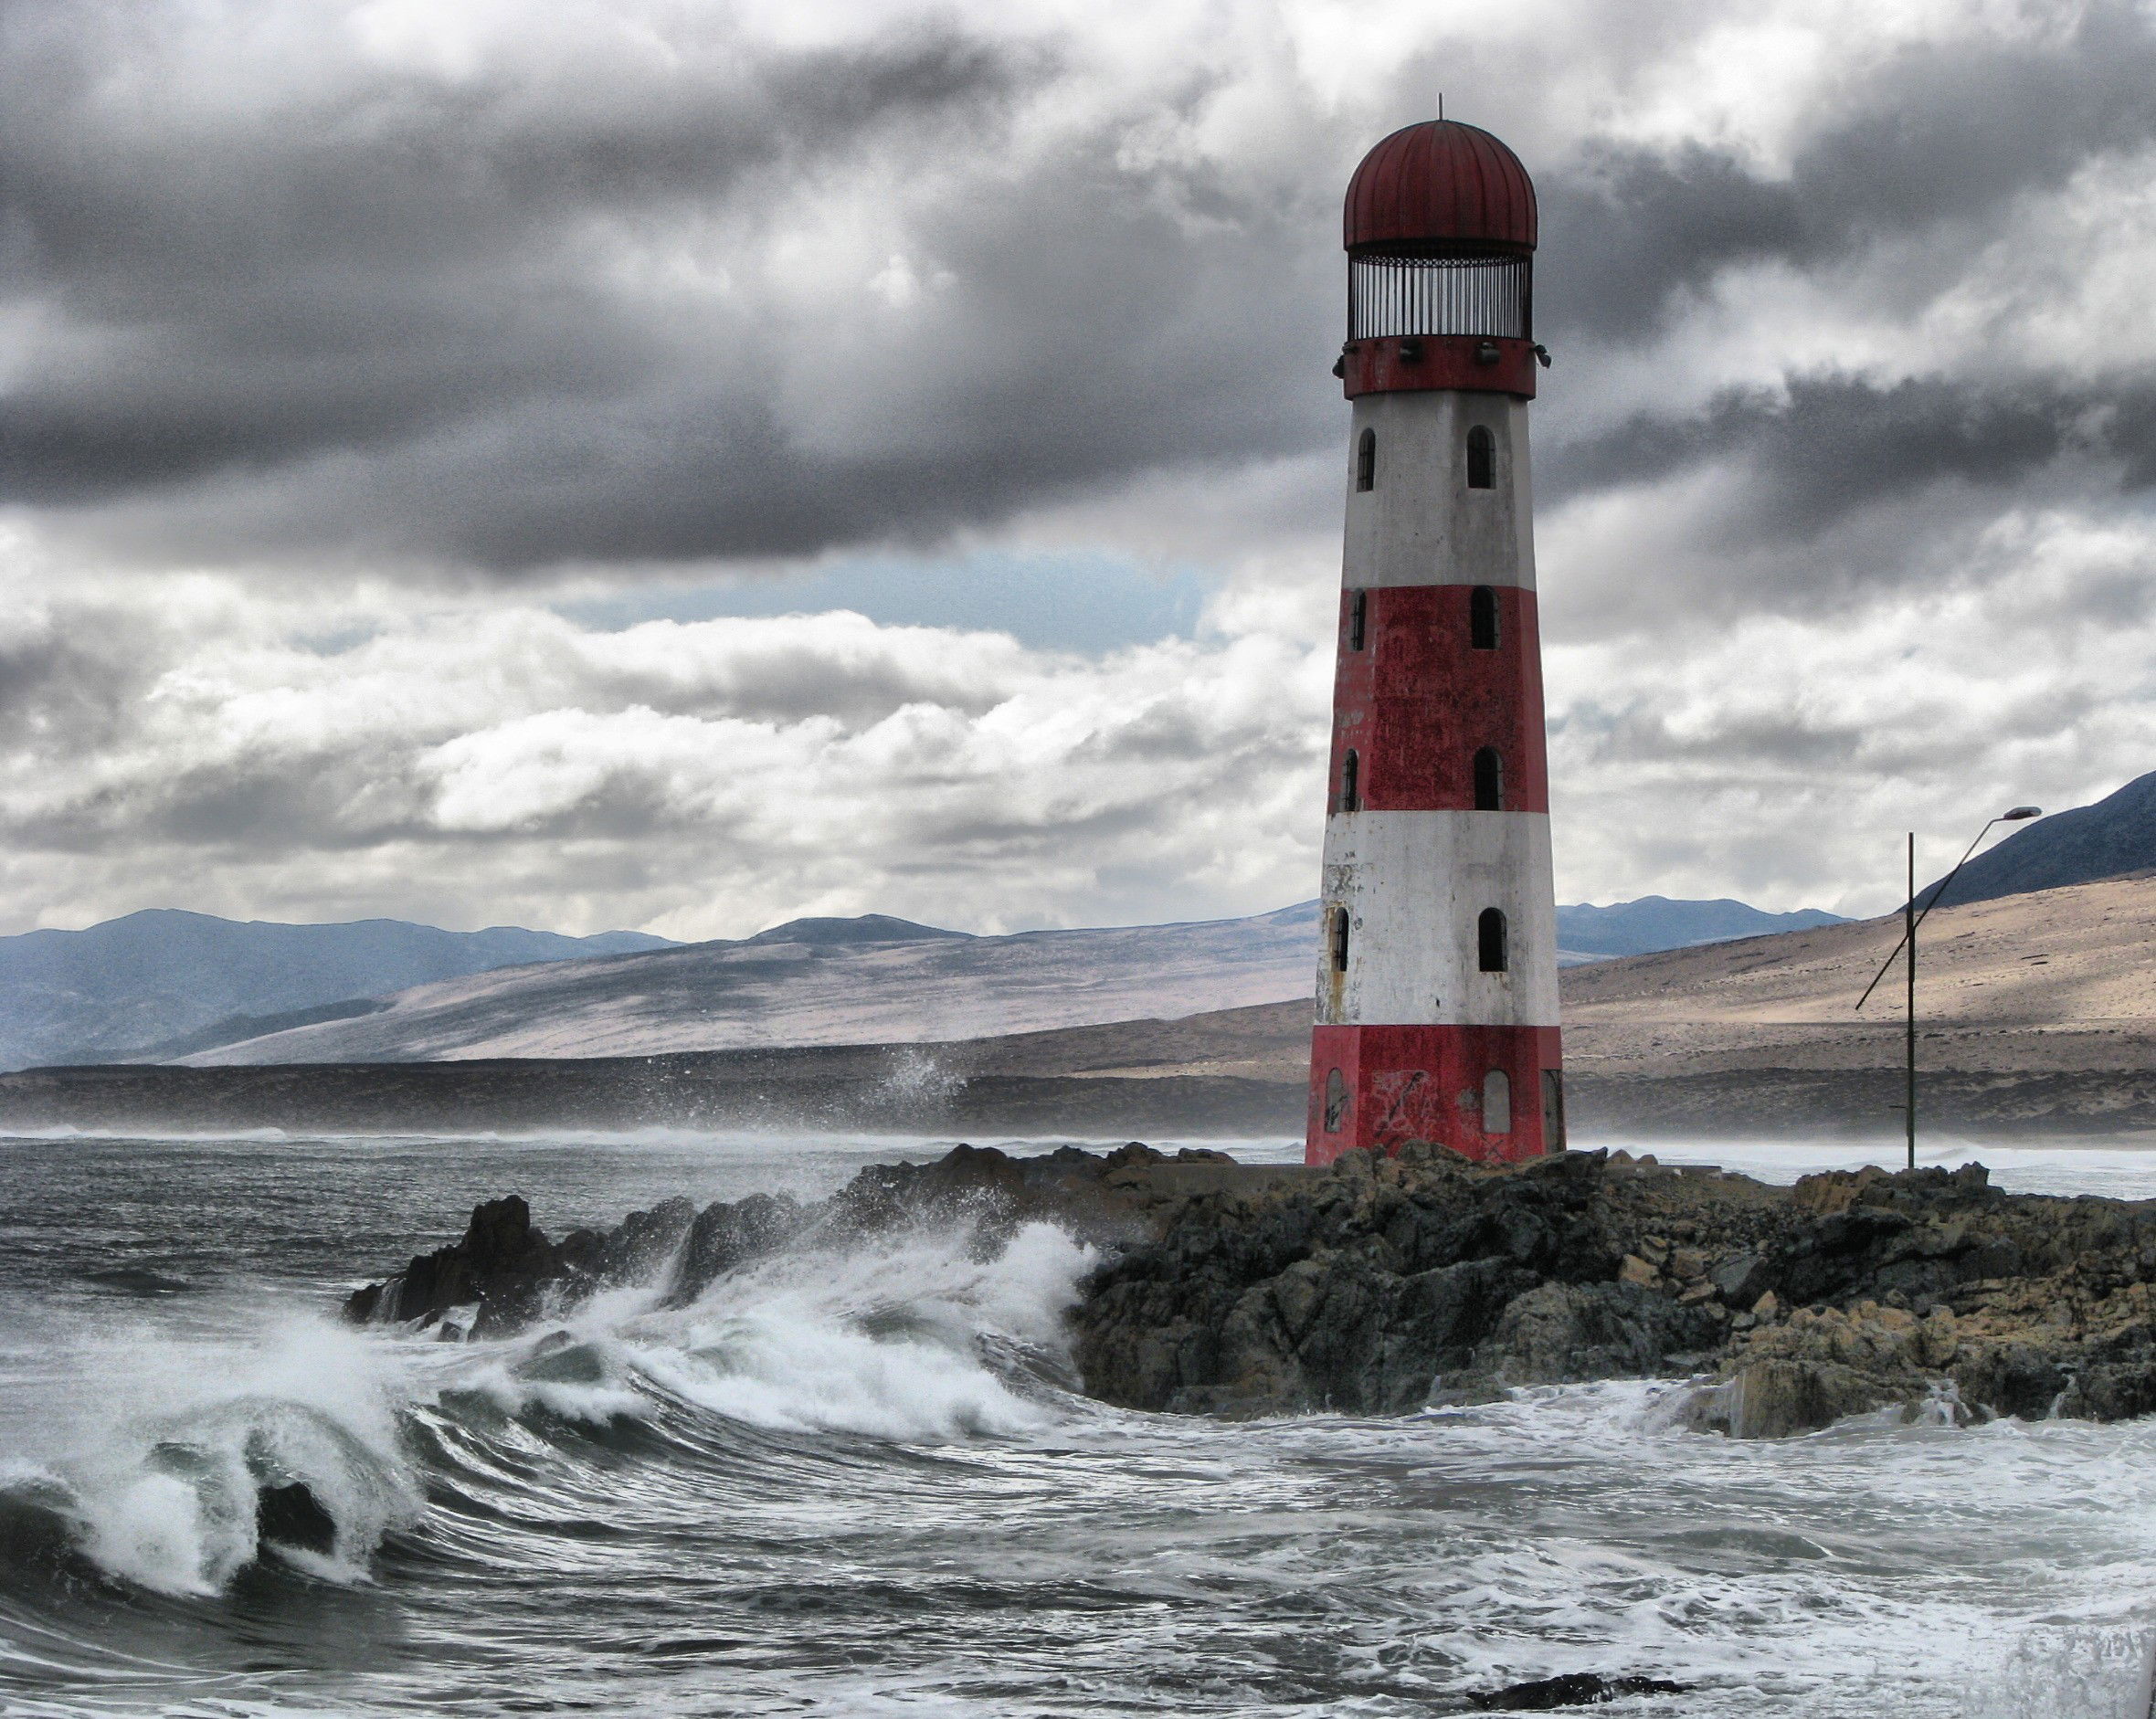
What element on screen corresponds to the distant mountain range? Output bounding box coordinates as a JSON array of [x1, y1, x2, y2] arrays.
[[11, 870, 2155, 1138], [1924, 769, 2156, 907], [1554, 897, 1845, 962], [0, 911, 675, 1070], [0, 892, 1917, 1070], [159, 894, 1837, 1068], [177, 905, 1324, 1066]]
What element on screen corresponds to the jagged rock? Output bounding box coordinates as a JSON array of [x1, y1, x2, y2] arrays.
[[346, 1142, 2156, 1438], [1467, 1672, 1691, 1710], [343, 1191, 807, 1337], [1074, 1147, 2156, 1427], [255, 1482, 338, 1557], [343, 1194, 561, 1334], [341, 1141, 1259, 1342], [1469, 1281, 1722, 1394], [1074, 1145, 1748, 1416], [1679, 1301, 1975, 1439], [668, 1193, 805, 1305]]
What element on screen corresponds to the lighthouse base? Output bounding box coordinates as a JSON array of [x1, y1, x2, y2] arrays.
[[1305, 1023, 1563, 1166]]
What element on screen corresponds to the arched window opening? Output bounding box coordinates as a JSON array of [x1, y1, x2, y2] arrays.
[[1482, 1069, 1513, 1134], [1470, 585, 1500, 651], [1331, 907, 1352, 972], [1466, 424, 1495, 490], [1339, 749, 1360, 813], [1355, 428, 1376, 492], [1348, 588, 1367, 650], [1477, 907, 1508, 974], [1473, 746, 1503, 811], [1324, 1068, 1350, 1133]]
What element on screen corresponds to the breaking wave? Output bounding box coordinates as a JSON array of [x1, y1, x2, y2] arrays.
[[6, 1160, 2156, 1716], [0, 1218, 1097, 1619]]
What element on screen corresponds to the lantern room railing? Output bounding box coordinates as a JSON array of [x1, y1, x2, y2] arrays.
[[1348, 253, 1530, 342]]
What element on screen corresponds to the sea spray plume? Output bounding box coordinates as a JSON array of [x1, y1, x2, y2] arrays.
[[343, 1141, 1238, 1339], [394, 1199, 1106, 1442], [604, 1220, 1099, 1440]]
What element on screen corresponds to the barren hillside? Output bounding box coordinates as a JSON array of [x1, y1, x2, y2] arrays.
[[181, 905, 1321, 1065], [1561, 873, 2156, 1081]]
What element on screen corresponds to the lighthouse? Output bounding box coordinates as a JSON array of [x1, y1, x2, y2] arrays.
[[1305, 120, 1563, 1167]]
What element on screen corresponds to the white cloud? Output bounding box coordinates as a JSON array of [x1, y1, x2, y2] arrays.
[[8, 0, 2156, 939], [0, 557, 1334, 938]]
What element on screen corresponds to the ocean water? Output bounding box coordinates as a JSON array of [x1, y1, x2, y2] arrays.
[[3, 1127, 2156, 1716]]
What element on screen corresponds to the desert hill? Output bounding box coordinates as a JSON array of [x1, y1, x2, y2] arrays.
[[155, 894, 1843, 1067], [177, 904, 1325, 1065], [0, 895, 1846, 1071], [1554, 872, 2156, 1133], [1927, 768, 2156, 907], [1562, 871, 2156, 1069]]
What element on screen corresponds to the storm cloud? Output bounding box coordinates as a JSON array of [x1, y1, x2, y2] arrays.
[[8, 1, 2156, 576], [1537, 4, 2156, 344], [1, 1, 1337, 568], [5, 0, 2156, 934]]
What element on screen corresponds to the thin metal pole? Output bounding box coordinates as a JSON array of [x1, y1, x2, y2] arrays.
[[1906, 831, 1917, 1171]]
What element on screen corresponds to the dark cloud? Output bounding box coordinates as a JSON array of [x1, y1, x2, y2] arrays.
[[1536, 3, 2156, 343], [0, 613, 160, 754], [4, 0, 2155, 591], [10, 744, 422, 854], [1, 2, 1341, 571], [1545, 372, 2116, 539], [0, 6, 1052, 498]]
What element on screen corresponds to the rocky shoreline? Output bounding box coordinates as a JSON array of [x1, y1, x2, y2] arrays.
[[344, 1142, 2156, 1438]]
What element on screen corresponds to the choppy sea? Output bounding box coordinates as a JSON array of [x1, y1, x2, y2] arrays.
[[4, 1125, 2156, 1716]]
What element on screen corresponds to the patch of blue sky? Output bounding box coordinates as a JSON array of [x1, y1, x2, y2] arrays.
[[555, 550, 1217, 653]]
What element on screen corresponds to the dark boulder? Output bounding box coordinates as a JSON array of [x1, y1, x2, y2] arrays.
[[1468, 1672, 1690, 1710]]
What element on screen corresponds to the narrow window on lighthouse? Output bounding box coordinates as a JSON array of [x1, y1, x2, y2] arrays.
[[1324, 1068, 1349, 1132], [1339, 748, 1360, 812], [1355, 428, 1376, 491], [1348, 588, 1367, 649], [1331, 908, 1351, 971], [1477, 907, 1508, 973], [1470, 585, 1500, 650], [1466, 424, 1495, 490], [1473, 746, 1503, 811], [1482, 1070, 1513, 1133]]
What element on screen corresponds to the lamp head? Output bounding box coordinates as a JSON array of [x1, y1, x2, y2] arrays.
[[2003, 806, 2042, 821]]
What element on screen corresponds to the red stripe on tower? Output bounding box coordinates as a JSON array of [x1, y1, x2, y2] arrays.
[[1306, 120, 1565, 1167]]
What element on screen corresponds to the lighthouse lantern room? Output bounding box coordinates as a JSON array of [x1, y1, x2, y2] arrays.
[[1305, 119, 1564, 1166]]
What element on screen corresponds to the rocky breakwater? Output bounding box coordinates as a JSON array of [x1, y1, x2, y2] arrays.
[[343, 1140, 2156, 1438], [1076, 1144, 2156, 1435]]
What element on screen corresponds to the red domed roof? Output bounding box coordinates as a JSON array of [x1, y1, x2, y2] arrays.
[[1344, 120, 1538, 254]]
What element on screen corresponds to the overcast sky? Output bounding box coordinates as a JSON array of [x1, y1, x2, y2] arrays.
[[5, 0, 2154, 940]]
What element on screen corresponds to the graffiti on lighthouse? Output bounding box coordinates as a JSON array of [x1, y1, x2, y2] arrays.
[[1306, 120, 1564, 1167]]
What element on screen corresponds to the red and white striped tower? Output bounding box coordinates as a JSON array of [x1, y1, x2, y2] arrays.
[[1305, 120, 1563, 1167]]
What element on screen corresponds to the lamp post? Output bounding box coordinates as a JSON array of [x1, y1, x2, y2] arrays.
[[1856, 807, 2042, 1169]]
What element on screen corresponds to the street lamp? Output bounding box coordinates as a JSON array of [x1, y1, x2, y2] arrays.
[[1856, 807, 2042, 1169]]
